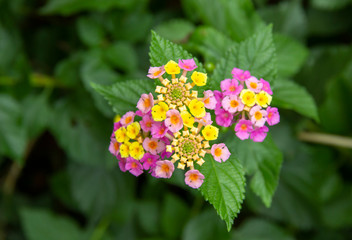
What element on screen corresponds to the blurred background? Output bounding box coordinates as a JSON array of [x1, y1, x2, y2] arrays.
[[0, 0, 352, 239]]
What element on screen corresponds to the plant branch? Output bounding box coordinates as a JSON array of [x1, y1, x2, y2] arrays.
[[298, 132, 352, 149]]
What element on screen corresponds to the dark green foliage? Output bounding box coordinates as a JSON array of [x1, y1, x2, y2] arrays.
[[1, 0, 352, 239]]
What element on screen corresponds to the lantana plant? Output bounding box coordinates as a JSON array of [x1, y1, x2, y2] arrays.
[[109, 59, 232, 189]]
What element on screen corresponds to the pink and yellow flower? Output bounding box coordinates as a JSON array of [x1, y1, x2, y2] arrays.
[[140, 114, 154, 132], [260, 78, 272, 95], [120, 111, 135, 126], [231, 68, 251, 81], [240, 89, 256, 107], [164, 60, 180, 75], [211, 143, 231, 163], [255, 91, 272, 108], [245, 77, 263, 93], [165, 109, 183, 133], [250, 126, 269, 142], [202, 90, 217, 109], [109, 138, 119, 156], [215, 109, 233, 127], [140, 153, 159, 170], [154, 160, 174, 178], [195, 112, 213, 126], [220, 78, 243, 95], [147, 66, 165, 79], [189, 99, 206, 118], [250, 106, 267, 127], [222, 95, 244, 113], [125, 158, 143, 176], [143, 137, 165, 155], [179, 59, 197, 71], [234, 119, 253, 140], [152, 102, 169, 121], [266, 106, 280, 126], [185, 170, 204, 189], [191, 71, 207, 86], [151, 121, 168, 138], [137, 93, 154, 114]]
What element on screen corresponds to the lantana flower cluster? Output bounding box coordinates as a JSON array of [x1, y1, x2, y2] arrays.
[[213, 68, 280, 142], [109, 59, 231, 189]]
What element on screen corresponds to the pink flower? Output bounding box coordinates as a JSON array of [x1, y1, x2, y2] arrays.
[[245, 77, 263, 93], [266, 106, 280, 126], [120, 111, 135, 126], [202, 90, 217, 109], [151, 122, 167, 138], [195, 112, 213, 126], [260, 78, 273, 95], [137, 93, 154, 114], [250, 105, 267, 127], [140, 153, 159, 170], [215, 109, 233, 127], [231, 68, 251, 82], [147, 66, 165, 79], [178, 59, 197, 71], [234, 119, 253, 140], [125, 158, 143, 176], [165, 109, 183, 133], [185, 170, 204, 189], [140, 114, 154, 132], [222, 95, 244, 113], [250, 126, 269, 142], [211, 143, 231, 162], [220, 78, 243, 95], [143, 137, 165, 155], [109, 138, 119, 156], [213, 90, 223, 114], [117, 154, 127, 172], [154, 160, 174, 178]]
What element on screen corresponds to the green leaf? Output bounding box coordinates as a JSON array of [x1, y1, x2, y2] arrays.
[[199, 154, 246, 231], [149, 31, 205, 73], [68, 164, 118, 217], [91, 79, 155, 115], [21, 92, 50, 139], [40, 0, 138, 15], [20, 208, 83, 240], [232, 218, 295, 240], [182, 209, 230, 240], [259, 0, 307, 41], [182, 0, 264, 42], [274, 34, 308, 77], [188, 26, 236, 63], [225, 134, 283, 207], [77, 16, 105, 47], [210, 25, 276, 90], [104, 42, 138, 73], [311, 0, 351, 10], [0, 94, 26, 163], [154, 19, 195, 43], [272, 79, 319, 122]]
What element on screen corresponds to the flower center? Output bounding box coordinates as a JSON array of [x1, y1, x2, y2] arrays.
[[170, 86, 183, 99], [114, 142, 119, 151], [161, 164, 170, 172], [204, 98, 210, 104], [241, 124, 247, 131], [171, 115, 179, 124], [148, 141, 157, 150], [214, 148, 222, 157], [229, 85, 236, 92], [268, 112, 273, 119], [125, 116, 132, 124], [255, 111, 262, 120], [250, 82, 257, 89], [131, 162, 137, 168], [144, 99, 151, 108], [153, 70, 162, 76], [189, 173, 199, 181], [230, 100, 239, 108], [182, 141, 195, 154]]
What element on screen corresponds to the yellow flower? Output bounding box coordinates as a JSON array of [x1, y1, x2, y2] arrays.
[[152, 102, 169, 121], [164, 60, 180, 75], [126, 122, 140, 139], [120, 142, 131, 158], [189, 99, 205, 118], [191, 71, 207, 86], [202, 125, 219, 141], [255, 91, 272, 107], [181, 111, 195, 128], [115, 127, 129, 143], [129, 142, 145, 160], [240, 89, 256, 107]]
